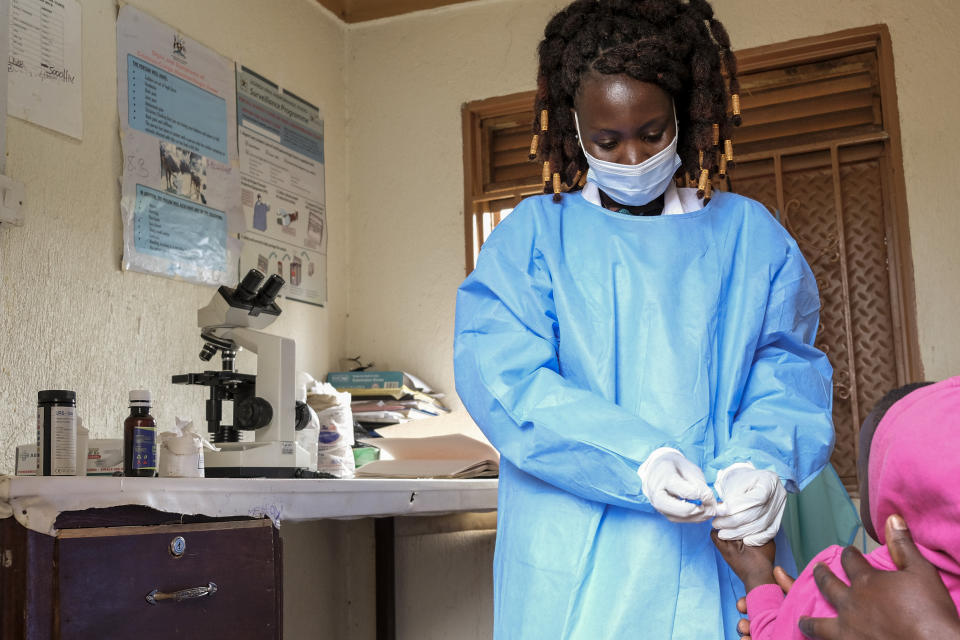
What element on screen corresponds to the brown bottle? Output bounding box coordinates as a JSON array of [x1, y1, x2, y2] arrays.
[[124, 390, 157, 477]]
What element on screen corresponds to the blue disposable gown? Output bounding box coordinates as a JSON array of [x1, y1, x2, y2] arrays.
[[454, 190, 834, 639]]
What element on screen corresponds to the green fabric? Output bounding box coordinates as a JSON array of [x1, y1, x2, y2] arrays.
[[782, 463, 861, 569]]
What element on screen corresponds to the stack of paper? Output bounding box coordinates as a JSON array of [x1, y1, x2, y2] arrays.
[[355, 415, 499, 479], [349, 400, 447, 424], [326, 370, 449, 427]]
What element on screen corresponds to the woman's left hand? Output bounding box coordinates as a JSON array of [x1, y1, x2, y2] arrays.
[[712, 464, 787, 546]]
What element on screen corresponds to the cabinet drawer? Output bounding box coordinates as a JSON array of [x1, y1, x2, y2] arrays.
[[56, 520, 280, 640]]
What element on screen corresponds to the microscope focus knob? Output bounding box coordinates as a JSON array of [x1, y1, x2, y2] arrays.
[[234, 397, 273, 430]]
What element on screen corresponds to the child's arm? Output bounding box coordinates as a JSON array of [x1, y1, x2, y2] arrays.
[[713, 531, 845, 640], [711, 529, 777, 591]]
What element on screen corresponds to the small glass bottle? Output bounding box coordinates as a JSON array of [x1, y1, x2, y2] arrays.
[[124, 390, 157, 477]]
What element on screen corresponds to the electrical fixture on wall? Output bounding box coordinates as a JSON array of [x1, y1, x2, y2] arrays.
[[0, 175, 25, 226]]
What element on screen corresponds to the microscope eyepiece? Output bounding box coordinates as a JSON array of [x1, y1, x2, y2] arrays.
[[253, 274, 285, 307], [235, 269, 265, 303]]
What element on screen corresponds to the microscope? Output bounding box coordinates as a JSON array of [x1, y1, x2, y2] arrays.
[[173, 269, 313, 477]]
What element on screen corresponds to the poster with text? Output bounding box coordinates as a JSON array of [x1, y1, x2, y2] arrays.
[[117, 5, 242, 286], [236, 65, 326, 306], [8, 0, 83, 139]]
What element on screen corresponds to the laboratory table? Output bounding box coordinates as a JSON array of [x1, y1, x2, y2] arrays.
[[0, 476, 499, 640]]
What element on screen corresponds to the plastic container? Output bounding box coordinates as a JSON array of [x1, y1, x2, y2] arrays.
[[37, 390, 77, 476]]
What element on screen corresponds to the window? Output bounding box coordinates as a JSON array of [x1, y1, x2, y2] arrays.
[[461, 92, 538, 274], [726, 25, 919, 495]]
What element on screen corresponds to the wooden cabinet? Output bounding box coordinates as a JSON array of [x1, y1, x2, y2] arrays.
[[0, 514, 282, 639]]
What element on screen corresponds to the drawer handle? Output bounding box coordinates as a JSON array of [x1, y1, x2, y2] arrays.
[[146, 582, 218, 605]]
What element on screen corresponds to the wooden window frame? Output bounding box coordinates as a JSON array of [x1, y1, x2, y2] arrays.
[[735, 24, 922, 382], [461, 92, 536, 275]]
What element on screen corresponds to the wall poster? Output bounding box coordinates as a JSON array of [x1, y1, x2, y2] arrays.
[[116, 5, 242, 285], [236, 65, 326, 306], [8, 0, 82, 139]]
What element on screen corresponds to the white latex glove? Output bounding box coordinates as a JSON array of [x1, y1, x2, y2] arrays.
[[712, 462, 787, 546], [637, 448, 717, 523]]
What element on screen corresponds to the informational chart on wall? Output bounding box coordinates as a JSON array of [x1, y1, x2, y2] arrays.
[[236, 65, 326, 306], [116, 5, 243, 286], [8, 0, 83, 139]]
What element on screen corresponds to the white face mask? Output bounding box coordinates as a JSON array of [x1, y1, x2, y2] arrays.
[[575, 111, 682, 206]]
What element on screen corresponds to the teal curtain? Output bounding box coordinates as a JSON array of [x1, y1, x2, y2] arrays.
[[781, 463, 861, 569]]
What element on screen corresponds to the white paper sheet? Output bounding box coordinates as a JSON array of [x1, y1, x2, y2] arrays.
[[0, 0, 8, 172], [7, 0, 82, 139]]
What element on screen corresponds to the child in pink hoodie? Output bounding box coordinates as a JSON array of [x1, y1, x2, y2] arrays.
[[713, 377, 960, 639]]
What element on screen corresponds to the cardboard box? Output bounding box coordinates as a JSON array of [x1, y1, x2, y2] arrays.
[[327, 370, 412, 390], [86, 439, 124, 476], [15, 444, 37, 476], [16, 440, 125, 476]]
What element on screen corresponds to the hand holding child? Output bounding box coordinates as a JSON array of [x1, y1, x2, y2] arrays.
[[799, 515, 960, 640]]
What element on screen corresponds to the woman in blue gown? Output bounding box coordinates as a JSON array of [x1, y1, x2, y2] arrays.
[[454, 1, 834, 638]]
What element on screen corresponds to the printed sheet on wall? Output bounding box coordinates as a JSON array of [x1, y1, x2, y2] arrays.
[[116, 5, 243, 286], [235, 65, 327, 306], [8, 0, 83, 140]]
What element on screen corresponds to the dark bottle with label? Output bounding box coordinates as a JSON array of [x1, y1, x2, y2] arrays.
[[37, 390, 78, 476], [123, 390, 157, 477]]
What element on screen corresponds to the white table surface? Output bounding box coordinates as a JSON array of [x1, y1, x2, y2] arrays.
[[0, 476, 499, 535]]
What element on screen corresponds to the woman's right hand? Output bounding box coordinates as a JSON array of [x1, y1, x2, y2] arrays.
[[637, 448, 717, 522]]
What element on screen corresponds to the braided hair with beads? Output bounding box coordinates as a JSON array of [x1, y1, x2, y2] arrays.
[[530, 0, 742, 203]]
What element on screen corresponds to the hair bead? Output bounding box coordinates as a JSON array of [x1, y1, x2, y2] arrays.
[[540, 110, 549, 132], [731, 94, 742, 127], [703, 177, 713, 203], [712, 123, 720, 146], [724, 139, 734, 162], [696, 168, 710, 199], [529, 135, 540, 160], [698, 150, 704, 169], [719, 153, 728, 177], [542, 161, 551, 183], [552, 172, 561, 195]]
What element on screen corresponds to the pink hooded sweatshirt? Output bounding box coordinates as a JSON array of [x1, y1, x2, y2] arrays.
[[745, 376, 960, 639]]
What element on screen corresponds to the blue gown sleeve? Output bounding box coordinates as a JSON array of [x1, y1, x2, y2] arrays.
[[454, 231, 683, 511], [708, 234, 835, 493]]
